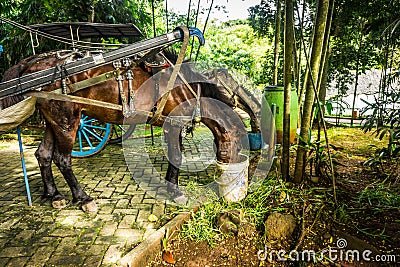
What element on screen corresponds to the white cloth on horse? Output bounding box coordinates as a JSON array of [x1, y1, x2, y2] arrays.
[[0, 96, 36, 133]]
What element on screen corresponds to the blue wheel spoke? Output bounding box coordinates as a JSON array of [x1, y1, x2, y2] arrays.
[[84, 118, 96, 124], [72, 114, 112, 157], [84, 124, 108, 131], [78, 131, 83, 152], [82, 129, 94, 148], [83, 127, 103, 142]]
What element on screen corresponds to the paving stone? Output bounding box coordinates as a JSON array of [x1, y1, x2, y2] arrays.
[[51, 228, 82, 237], [113, 208, 139, 216], [94, 236, 126, 245], [33, 236, 60, 246], [25, 246, 55, 267], [54, 237, 78, 255], [142, 198, 157, 204], [0, 127, 216, 266], [1, 246, 35, 258], [136, 210, 155, 230], [82, 255, 103, 267], [5, 256, 29, 267], [94, 214, 114, 222], [102, 244, 124, 264], [152, 203, 166, 217], [118, 215, 137, 228], [0, 258, 9, 266], [114, 228, 143, 241], [98, 205, 115, 215], [78, 230, 98, 245], [115, 198, 130, 208], [114, 185, 128, 194], [99, 222, 118, 236], [46, 254, 84, 266]]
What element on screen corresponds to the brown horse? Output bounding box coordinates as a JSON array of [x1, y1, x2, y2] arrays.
[[1, 49, 260, 211]]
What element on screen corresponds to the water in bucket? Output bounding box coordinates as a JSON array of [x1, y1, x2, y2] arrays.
[[216, 154, 249, 202]]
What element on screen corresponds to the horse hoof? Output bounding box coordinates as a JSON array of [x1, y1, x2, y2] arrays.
[[52, 199, 67, 209], [81, 200, 98, 212]]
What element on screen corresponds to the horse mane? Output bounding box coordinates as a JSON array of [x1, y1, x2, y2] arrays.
[[162, 49, 235, 108], [162, 48, 179, 64]]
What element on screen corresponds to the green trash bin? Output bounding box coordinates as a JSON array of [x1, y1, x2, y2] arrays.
[[263, 85, 298, 144]]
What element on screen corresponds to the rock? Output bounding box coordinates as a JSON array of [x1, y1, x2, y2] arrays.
[[216, 210, 241, 234], [323, 232, 332, 240], [238, 222, 257, 239], [264, 212, 296, 241]]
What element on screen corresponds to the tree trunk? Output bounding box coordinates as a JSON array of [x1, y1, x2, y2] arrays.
[[90, 0, 96, 22], [296, 0, 307, 127], [273, 0, 282, 85], [282, 0, 295, 181], [351, 21, 365, 126], [318, 48, 330, 115], [293, 0, 330, 183], [318, 0, 334, 115]]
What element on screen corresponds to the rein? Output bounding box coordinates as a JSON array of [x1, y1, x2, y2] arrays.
[[149, 26, 190, 124]]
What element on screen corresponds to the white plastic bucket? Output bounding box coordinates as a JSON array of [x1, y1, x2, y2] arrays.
[[216, 154, 249, 202]]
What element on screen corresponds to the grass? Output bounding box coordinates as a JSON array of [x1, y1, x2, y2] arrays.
[[130, 124, 163, 138], [177, 127, 399, 254], [323, 127, 387, 158], [357, 179, 400, 207]]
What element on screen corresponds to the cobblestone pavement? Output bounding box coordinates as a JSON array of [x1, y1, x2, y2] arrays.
[[0, 126, 216, 267]]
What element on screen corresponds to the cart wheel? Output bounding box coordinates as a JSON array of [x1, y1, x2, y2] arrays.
[[72, 115, 112, 158], [109, 124, 136, 144]]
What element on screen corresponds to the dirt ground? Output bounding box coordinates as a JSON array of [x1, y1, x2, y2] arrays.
[[148, 128, 400, 267]]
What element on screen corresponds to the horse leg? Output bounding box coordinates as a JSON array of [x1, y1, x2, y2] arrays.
[[52, 141, 98, 212], [38, 102, 97, 212], [35, 125, 66, 208], [163, 123, 187, 203]]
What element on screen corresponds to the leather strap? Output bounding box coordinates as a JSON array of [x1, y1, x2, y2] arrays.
[[67, 71, 117, 93], [149, 26, 190, 124]]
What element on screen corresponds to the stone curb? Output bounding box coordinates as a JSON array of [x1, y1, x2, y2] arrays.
[[118, 209, 195, 267]]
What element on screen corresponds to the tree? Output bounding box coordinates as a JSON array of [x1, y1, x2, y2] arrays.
[[294, 0, 330, 183], [282, 0, 295, 181], [195, 21, 273, 85], [0, 0, 153, 80], [273, 0, 282, 85], [248, 0, 283, 85]]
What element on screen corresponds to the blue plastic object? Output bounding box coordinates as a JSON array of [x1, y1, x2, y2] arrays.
[[72, 115, 112, 158], [188, 27, 205, 46], [248, 132, 265, 151], [0, 45, 3, 52], [17, 127, 32, 206]]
